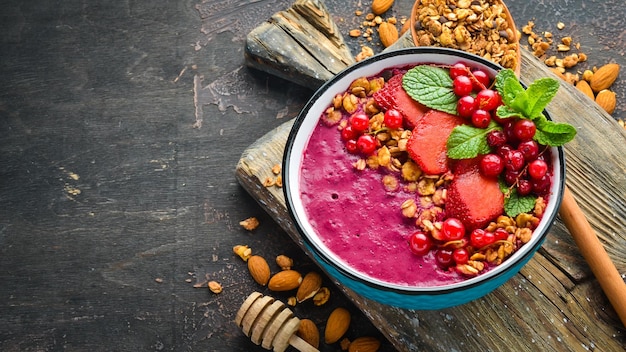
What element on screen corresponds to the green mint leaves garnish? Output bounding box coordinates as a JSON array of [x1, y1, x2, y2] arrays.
[[500, 181, 536, 216], [402, 66, 458, 115], [446, 121, 499, 159]]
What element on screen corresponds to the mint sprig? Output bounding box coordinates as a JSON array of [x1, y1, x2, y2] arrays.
[[500, 181, 536, 217], [402, 66, 457, 114], [446, 121, 500, 159]]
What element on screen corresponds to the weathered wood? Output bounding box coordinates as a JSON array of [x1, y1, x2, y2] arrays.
[[244, 0, 354, 88], [236, 26, 626, 352]]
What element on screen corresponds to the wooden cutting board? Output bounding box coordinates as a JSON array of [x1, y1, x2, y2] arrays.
[[236, 2, 626, 350]]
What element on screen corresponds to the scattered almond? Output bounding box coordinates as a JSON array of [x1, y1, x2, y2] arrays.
[[371, 0, 394, 15], [296, 272, 323, 303], [208, 281, 223, 294], [589, 63, 620, 93], [348, 336, 381, 352], [595, 89, 617, 114], [324, 307, 351, 344], [297, 319, 320, 349], [378, 21, 398, 48], [247, 255, 271, 286], [268, 270, 302, 291], [575, 80, 595, 100]]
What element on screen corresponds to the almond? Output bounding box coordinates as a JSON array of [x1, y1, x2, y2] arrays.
[[590, 63, 620, 93], [348, 336, 381, 352], [378, 22, 398, 48], [575, 80, 595, 100], [371, 0, 394, 15], [324, 307, 351, 344], [296, 318, 320, 349], [267, 270, 302, 291], [247, 255, 270, 286], [595, 89, 616, 114], [296, 272, 322, 303]]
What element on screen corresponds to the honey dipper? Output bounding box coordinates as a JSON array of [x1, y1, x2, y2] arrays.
[[235, 292, 319, 352]]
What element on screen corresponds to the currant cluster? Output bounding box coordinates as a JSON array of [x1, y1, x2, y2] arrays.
[[341, 109, 402, 155], [451, 62, 551, 197]]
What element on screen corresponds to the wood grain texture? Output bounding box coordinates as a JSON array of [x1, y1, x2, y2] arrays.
[[236, 32, 626, 352]]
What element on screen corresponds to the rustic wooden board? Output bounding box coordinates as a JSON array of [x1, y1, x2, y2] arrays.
[[236, 29, 626, 352]]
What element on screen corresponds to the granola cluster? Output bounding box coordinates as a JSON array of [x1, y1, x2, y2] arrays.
[[412, 0, 519, 71]]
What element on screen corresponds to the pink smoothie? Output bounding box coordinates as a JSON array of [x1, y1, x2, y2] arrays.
[[300, 120, 465, 287]]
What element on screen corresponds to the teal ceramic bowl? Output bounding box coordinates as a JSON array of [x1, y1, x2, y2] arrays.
[[282, 47, 565, 309]]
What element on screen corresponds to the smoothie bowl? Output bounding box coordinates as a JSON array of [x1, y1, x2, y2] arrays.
[[283, 48, 571, 309]]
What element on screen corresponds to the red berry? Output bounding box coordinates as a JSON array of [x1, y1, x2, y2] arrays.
[[356, 134, 377, 154], [453, 75, 474, 96], [531, 174, 551, 194], [497, 144, 514, 158], [517, 140, 539, 161], [475, 89, 502, 111], [341, 125, 359, 141], [453, 248, 469, 265], [457, 95, 477, 118], [471, 109, 491, 128], [528, 159, 548, 180], [384, 109, 403, 129], [494, 228, 509, 241], [504, 150, 525, 171], [471, 70, 490, 91], [408, 231, 432, 256], [345, 139, 358, 154], [442, 218, 466, 241], [517, 179, 533, 196], [480, 153, 504, 177], [513, 119, 536, 141], [435, 249, 454, 269], [450, 62, 469, 79], [349, 112, 370, 132], [504, 169, 521, 185], [470, 229, 486, 248], [486, 130, 507, 148]]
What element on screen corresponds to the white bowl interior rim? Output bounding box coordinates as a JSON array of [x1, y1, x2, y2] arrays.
[[284, 48, 564, 293]]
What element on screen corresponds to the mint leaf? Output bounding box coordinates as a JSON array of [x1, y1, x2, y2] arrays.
[[403, 66, 458, 114], [495, 69, 524, 106], [533, 114, 577, 146], [496, 105, 524, 120], [499, 181, 536, 217], [524, 78, 560, 118], [446, 121, 500, 159]]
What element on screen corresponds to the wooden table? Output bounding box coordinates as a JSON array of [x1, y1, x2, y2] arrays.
[[0, 0, 624, 351]]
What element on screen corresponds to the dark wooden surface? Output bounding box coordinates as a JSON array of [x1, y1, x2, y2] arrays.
[[0, 0, 624, 351]]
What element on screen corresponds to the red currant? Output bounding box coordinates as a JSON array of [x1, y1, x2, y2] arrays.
[[470, 229, 486, 248], [435, 249, 454, 269], [453, 75, 474, 96], [471, 70, 490, 91], [475, 89, 502, 111], [383, 109, 403, 129], [480, 153, 504, 177], [341, 125, 359, 141], [450, 62, 469, 79], [356, 134, 377, 154], [494, 228, 509, 241], [504, 150, 525, 171], [486, 130, 507, 148], [531, 174, 551, 194], [408, 231, 432, 256], [349, 112, 370, 132], [442, 218, 466, 241], [517, 179, 533, 196], [345, 139, 358, 154], [517, 140, 539, 161], [453, 248, 469, 265], [497, 144, 514, 158], [457, 95, 477, 118], [504, 169, 521, 186], [512, 119, 536, 141], [471, 109, 491, 128], [528, 159, 548, 180]]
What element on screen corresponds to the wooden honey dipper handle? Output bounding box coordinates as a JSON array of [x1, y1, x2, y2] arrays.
[[559, 186, 626, 327]]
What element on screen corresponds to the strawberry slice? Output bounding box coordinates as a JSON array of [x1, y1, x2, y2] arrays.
[[406, 110, 465, 175], [373, 73, 429, 129], [446, 158, 505, 230]]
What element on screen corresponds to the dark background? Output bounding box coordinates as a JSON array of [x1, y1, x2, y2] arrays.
[[1, 0, 624, 351]]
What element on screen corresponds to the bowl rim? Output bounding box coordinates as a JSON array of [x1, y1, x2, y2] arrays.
[[283, 47, 565, 295]]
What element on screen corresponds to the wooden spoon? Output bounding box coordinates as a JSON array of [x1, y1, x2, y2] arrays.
[[235, 292, 320, 352], [559, 186, 626, 327]]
